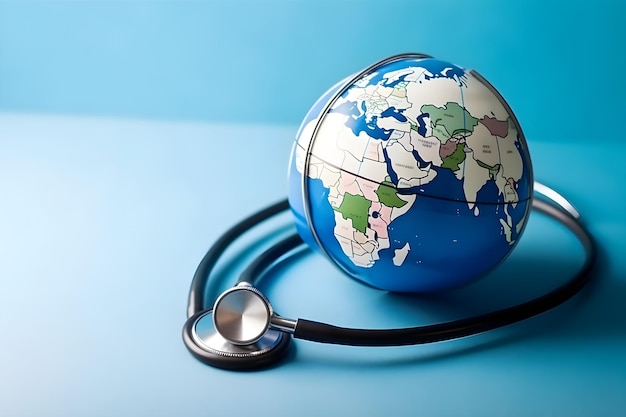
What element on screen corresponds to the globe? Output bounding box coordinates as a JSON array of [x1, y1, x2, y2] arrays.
[[288, 54, 533, 292]]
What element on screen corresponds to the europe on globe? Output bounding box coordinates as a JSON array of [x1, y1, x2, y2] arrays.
[[288, 54, 533, 292]]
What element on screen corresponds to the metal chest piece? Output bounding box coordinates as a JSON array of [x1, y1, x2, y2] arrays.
[[182, 283, 291, 370]]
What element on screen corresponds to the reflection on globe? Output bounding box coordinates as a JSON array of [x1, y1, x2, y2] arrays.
[[288, 54, 533, 292]]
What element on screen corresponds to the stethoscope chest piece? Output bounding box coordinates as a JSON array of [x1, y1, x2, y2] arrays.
[[213, 282, 273, 345], [182, 283, 292, 370]]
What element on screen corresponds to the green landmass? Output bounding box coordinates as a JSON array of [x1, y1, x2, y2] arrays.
[[451, 128, 474, 136], [432, 124, 451, 142], [476, 160, 501, 180], [441, 142, 466, 171], [421, 102, 479, 143], [375, 182, 407, 208], [334, 193, 372, 234]]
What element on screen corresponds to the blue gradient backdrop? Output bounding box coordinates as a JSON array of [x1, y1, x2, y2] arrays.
[[1, 0, 624, 139], [1, 1, 625, 416]]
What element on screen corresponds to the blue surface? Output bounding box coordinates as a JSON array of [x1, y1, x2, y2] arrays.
[[2, 115, 624, 416], [1, 1, 625, 416]]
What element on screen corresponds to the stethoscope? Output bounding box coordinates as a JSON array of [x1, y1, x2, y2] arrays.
[[183, 183, 597, 370], [182, 54, 598, 370]]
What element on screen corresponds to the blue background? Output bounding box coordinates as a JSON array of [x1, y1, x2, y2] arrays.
[[1, 1, 625, 416]]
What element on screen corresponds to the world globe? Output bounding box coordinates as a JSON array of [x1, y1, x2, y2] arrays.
[[288, 54, 533, 292]]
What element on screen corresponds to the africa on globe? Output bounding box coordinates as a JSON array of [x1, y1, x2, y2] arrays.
[[288, 53, 533, 292]]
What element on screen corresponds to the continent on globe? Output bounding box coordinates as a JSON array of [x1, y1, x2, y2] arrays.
[[334, 193, 370, 234], [393, 242, 411, 266], [420, 102, 479, 145]]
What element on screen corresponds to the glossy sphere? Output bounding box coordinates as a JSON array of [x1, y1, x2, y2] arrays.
[[288, 54, 533, 292]]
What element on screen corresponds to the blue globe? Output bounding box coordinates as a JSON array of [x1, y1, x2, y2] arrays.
[[288, 54, 533, 292]]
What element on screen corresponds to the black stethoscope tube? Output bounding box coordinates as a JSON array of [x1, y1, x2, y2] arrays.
[[187, 195, 597, 348], [187, 199, 290, 318]]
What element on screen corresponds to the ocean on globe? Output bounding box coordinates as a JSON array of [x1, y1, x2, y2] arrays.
[[288, 54, 533, 292]]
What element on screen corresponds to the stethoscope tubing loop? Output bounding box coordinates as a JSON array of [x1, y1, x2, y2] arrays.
[[183, 184, 597, 368]]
